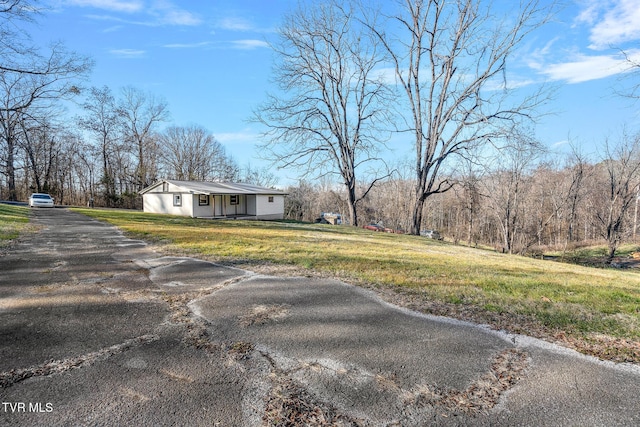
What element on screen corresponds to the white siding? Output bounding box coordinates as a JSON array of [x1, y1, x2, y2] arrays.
[[143, 193, 193, 216], [247, 195, 256, 215], [256, 195, 284, 219], [192, 194, 214, 217], [141, 181, 286, 220], [145, 181, 183, 193]]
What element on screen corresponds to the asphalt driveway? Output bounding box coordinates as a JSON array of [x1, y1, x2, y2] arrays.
[[0, 208, 639, 426]]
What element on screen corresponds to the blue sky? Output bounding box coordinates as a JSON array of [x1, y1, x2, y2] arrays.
[[29, 0, 640, 183]]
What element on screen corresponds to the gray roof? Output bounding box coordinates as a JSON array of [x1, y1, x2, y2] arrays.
[[140, 180, 287, 195]]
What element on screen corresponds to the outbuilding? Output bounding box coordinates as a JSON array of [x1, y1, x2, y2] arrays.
[[140, 179, 286, 220]]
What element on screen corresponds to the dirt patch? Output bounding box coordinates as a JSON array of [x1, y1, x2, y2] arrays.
[[263, 375, 363, 426], [161, 292, 222, 353], [257, 346, 528, 425], [239, 304, 290, 327], [405, 348, 528, 415]]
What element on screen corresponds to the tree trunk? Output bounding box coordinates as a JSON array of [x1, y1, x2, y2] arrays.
[[7, 141, 16, 200], [410, 191, 425, 235], [345, 180, 359, 227]]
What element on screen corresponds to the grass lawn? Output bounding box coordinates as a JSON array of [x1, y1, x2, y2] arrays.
[[0, 204, 31, 249], [70, 208, 640, 363]]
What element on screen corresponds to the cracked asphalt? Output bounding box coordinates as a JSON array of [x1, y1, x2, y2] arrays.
[[1, 208, 639, 426]]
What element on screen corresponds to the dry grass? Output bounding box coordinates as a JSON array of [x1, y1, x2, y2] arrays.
[[0, 204, 31, 250], [64, 208, 640, 363]]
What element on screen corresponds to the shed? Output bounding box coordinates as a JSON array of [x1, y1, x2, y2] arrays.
[[139, 179, 286, 220]]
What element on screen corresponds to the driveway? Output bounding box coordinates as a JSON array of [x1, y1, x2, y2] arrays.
[[0, 208, 639, 426]]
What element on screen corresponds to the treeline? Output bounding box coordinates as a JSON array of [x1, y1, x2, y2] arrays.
[[0, 2, 274, 208], [0, 84, 275, 208], [285, 132, 640, 263]]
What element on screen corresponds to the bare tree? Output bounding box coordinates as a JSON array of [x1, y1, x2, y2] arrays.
[[563, 144, 590, 245], [242, 163, 278, 188], [368, 0, 553, 234], [593, 132, 640, 264], [0, 0, 42, 75], [617, 46, 640, 100], [78, 86, 122, 205], [254, 0, 392, 226], [117, 86, 169, 191], [18, 116, 58, 193], [0, 46, 91, 199], [483, 131, 544, 254], [455, 157, 484, 246], [0, 1, 92, 200], [158, 125, 237, 181]]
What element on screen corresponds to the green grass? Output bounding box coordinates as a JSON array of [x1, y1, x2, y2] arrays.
[[0, 204, 31, 247], [545, 243, 640, 266], [73, 208, 640, 351]]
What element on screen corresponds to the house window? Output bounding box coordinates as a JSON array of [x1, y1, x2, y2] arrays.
[[230, 195, 239, 205], [199, 194, 209, 206], [163, 182, 169, 192], [173, 194, 182, 206], [268, 196, 274, 203]]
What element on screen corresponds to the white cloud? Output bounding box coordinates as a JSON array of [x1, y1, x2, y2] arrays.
[[65, 0, 143, 13], [231, 40, 269, 50], [576, 0, 640, 50], [102, 24, 123, 33], [163, 41, 212, 49], [551, 139, 569, 148], [159, 9, 200, 26], [217, 17, 254, 31], [150, 1, 201, 26], [109, 48, 145, 58], [64, 0, 201, 26], [540, 50, 640, 83]]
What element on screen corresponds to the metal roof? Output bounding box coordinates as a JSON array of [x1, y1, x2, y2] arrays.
[[140, 180, 287, 195]]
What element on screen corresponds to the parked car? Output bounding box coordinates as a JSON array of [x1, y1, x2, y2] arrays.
[[29, 193, 54, 208], [420, 229, 442, 240], [363, 224, 384, 232]]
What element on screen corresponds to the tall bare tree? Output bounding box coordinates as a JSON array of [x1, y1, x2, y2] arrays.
[[368, 0, 553, 234], [563, 144, 589, 245], [78, 86, 121, 205], [0, 44, 91, 199], [0, 0, 41, 75], [594, 132, 640, 264], [254, 0, 391, 226], [117, 86, 169, 191], [0, 1, 92, 200], [158, 124, 237, 181], [483, 130, 544, 254]]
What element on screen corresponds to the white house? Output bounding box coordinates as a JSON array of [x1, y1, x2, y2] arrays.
[[139, 180, 286, 220]]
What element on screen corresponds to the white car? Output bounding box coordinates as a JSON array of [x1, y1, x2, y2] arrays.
[[29, 193, 55, 208]]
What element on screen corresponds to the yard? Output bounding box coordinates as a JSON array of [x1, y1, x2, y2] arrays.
[[2, 204, 639, 363], [70, 208, 640, 364], [0, 203, 31, 250]]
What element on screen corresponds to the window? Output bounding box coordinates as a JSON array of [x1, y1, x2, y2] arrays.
[[173, 194, 182, 206], [230, 195, 239, 205], [268, 196, 274, 203], [163, 182, 169, 192], [199, 194, 209, 206]]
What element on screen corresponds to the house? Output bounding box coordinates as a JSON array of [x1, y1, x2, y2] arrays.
[[139, 179, 286, 220]]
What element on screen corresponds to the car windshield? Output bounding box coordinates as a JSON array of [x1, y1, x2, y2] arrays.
[[33, 194, 52, 199]]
